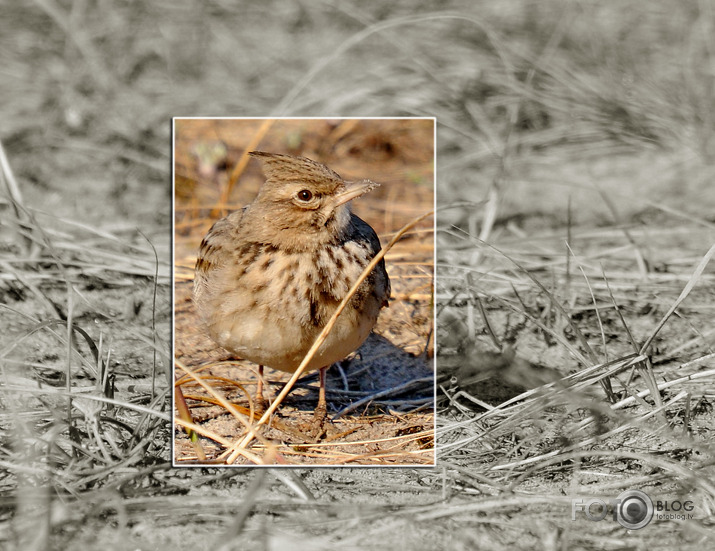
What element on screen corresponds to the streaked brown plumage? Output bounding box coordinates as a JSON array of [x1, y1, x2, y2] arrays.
[[193, 151, 390, 423]]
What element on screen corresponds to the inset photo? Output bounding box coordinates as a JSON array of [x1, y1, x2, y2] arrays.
[[173, 118, 435, 466]]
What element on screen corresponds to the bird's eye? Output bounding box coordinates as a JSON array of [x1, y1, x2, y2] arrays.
[[297, 189, 313, 201]]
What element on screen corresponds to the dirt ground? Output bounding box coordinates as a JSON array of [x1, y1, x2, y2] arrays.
[[1, 1, 714, 550]]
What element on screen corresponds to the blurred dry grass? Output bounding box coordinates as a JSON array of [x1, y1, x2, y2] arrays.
[[0, 0, 713, 549]]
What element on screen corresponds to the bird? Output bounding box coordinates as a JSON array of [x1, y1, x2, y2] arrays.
[[193, 150, 390, 430]]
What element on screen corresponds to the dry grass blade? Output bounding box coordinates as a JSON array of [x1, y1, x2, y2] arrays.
[[137, 229, 161, 397], [639, 242, 715, 355], [2, 385, 171, 420], [220, 119, 274, 210], [173, 418, 268, 465], [214, 469, 268, 550], [507, 445, 715, 495], [174, 384, 205, 460], [175, 360, 253, 432], [491, 390, 690, 472], [611, 365, 715, 410], [567, 242, 617, 400], [274, 12, 516, 115], [226, 208, 435, 463], [0, 139, 26, 216], [0, 139, 37, 257], [334, 376, 434, 418]]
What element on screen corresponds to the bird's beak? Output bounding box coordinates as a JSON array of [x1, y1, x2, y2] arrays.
[[333, 180, 380, 208]]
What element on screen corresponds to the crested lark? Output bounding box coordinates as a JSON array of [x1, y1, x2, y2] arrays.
[[193, 151, 390, 425]]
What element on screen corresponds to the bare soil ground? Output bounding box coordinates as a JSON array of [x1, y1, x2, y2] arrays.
[[1, 1, 713, 550]]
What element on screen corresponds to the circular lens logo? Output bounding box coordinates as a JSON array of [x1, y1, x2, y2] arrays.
[[615, 490, 654, 529]]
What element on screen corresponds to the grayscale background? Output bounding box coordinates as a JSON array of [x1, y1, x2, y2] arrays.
[[1, 1, 713, 549]]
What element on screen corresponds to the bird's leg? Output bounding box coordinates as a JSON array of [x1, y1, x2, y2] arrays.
[[310, 366, 329, 437], [254, 365, 268, 414]]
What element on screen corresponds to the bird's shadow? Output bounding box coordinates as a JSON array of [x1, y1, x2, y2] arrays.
[[273, 333, 434, 417]]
